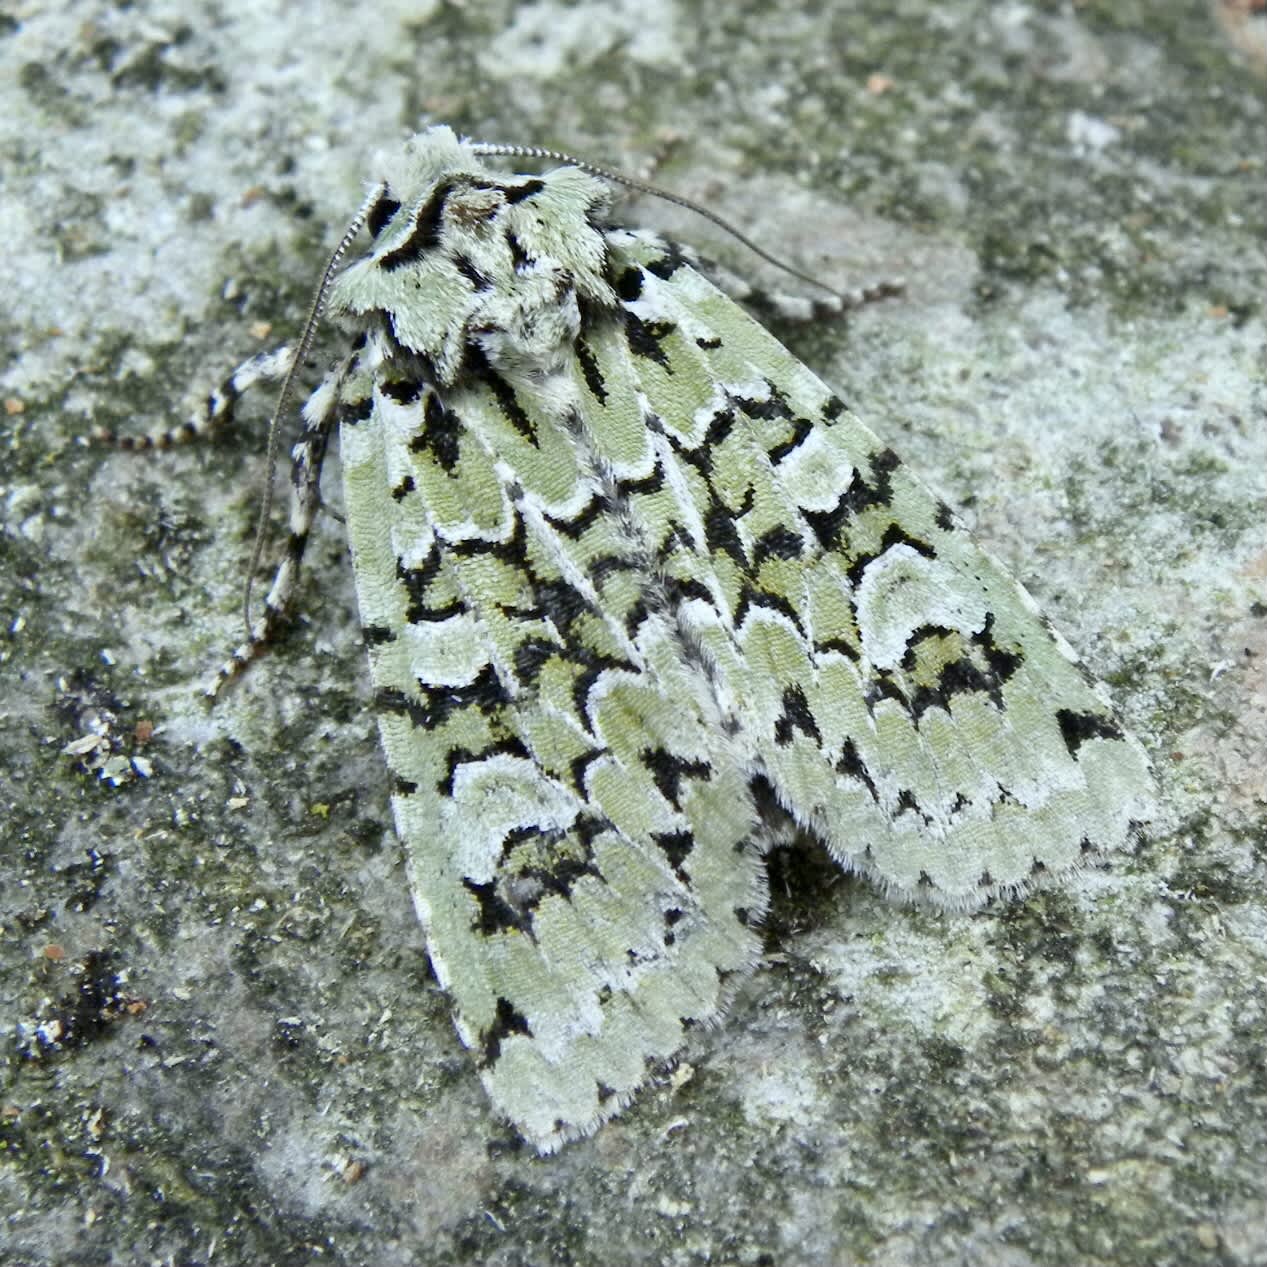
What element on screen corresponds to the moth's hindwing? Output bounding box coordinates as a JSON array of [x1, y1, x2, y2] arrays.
[[324, 127, 1153, 1151]]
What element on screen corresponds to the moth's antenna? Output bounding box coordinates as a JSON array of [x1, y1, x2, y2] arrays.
[[470, 141, 844, 303], [242, 184, 385, 640]]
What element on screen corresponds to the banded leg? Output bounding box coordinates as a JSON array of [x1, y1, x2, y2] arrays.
[[91, 345, 296, 450], [667, 238, 904, 323], [207, 367, 344, 697]]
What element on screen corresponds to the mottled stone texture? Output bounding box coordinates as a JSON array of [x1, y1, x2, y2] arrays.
[[1, 2, 1262, 1265]]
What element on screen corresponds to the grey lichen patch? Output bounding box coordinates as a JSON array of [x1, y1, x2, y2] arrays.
[[17, 59, 75, 114], [99, 24, 229, 97], [769, 2, 1264, 316], [2, 0, 1264, 1264]]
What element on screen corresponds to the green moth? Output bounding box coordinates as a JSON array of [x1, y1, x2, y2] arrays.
[[112, 127, 1154, 1152]]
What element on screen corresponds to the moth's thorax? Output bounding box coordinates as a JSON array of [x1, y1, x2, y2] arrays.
[[328, 126, 618, 385]]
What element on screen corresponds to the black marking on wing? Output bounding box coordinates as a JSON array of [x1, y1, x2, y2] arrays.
[[381, 378, 424, 405], [767, 416, 813, 464], [733, 382, 793, 421], [895, 788, 934, 827], [338, 394, 375, 426], [448, 500, 528, 564], [498, 822, 603, 902], [863, 672, 911, 713], [465, 880, 534, 940], [845, 522, 937, 588], [1056, 708, 1124, 755], [575, 338, 608, 403], [575, 812, 608, 850], [614, 457, 668, 499], [529, 577, 594, 634], [814, 635, 861, 663], [642, 748, 712, 811], [822, 395, 847, 421], [408, 393, 463, 472], [570, 652, 640, 731], [899, 623, 955, 667], [752, 524, 805, 564], [362, 624, 396, 646], [623, 311, 674, 367], [673, 404, 734, 479], [803, 447, 901, 549], [506, 231, 531, 271], [482, 365, 539, 446], [545, 492, 609, 540], [651, 829, 694, 882], [523, 850, 603, 903], [588, 552, 639, 588], [396, 549, 462, 623], [512, 637, 560, 685], [904, 616, 1025, 717], [500, 177, 546, 205], [569, 747, 606, 795], [653, 522, 698, 563], [974, 615, 1024, 683], [908, 653, 996, 716], [642, 240, 691, 281], [479, 996, 533, 1067], [704, 489, 750, 569], [732, 585, 806, 639], [835, 737, 880, 801], [375, 665, 510, 731], [439, 738, 532, 798], [615, 265, 645, 302], [773, 683, 822, 746], [659, 574, 718, 612]]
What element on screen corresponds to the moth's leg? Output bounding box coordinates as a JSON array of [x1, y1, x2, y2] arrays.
[[207, 368, 342, 697], [673, 238, 904, 323], [91, 345, 295, 450]]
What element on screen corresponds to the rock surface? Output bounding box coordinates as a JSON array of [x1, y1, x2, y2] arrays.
[[1, 2, 1263, 1264]]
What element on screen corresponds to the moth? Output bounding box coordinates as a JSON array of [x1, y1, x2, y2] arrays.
[[105, 127, 1154, 1152]]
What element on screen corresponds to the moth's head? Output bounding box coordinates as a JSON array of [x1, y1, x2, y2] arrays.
[[327, 126, 618, 384]]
